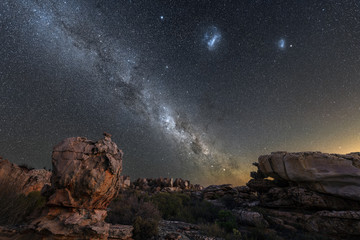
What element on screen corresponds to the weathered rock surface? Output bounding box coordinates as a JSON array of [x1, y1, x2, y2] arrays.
[[246, 151, 360, 239], [131, 177, 203, 194], [0, 156, 51, 195], [158, 220, 218, 240], [30, 133, 124, 239], [258, 151, 360, 200]]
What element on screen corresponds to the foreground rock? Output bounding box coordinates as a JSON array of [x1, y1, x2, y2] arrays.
[[258, 151, 360, 200], [246, 151, 360, 239], [30, 133, 124, 239], [0, 156, 51, 195]]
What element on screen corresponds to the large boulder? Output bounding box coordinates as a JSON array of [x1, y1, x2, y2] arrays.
[[31, 133, 123, 239], [258, 151, 360, 200]]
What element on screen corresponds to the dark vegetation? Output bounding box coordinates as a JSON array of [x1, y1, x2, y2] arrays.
[[0, 181, 321, 239], [105, 190, 278, 240], [0, 180, 46, 225]]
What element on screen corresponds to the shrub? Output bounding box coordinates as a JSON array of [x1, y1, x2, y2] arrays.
[[132, 216, 158, 240], [150, 192, 219, 223], [216, 210, 237, 233], [106, 190, 160, 225], [200, 223, 242, 240], [150, 192, 190, 220], [0, 180, 46, 225]]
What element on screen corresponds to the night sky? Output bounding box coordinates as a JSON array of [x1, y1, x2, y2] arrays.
[[1, 0, 360, 185]]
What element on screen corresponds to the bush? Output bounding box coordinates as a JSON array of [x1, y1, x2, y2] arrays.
[[216, 210, 237, 233], [150, 192, 219, 223], [200, 223, 242, 240], [132, 216, 158, 240], [150, 192, 190, 220], [0, 180, 46, 225], [106, 190, 160, 225]]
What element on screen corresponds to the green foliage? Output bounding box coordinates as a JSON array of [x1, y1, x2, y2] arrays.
[[216, 210, 237, 233], [150, 192, 219, 223], [0, 181, 46, 226], [150, 192, 189, 220], [132, 216, 158, 240], [106, 190, 160, 225]]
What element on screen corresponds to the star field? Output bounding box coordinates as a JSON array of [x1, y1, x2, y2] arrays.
[[1, 0, 360, 185]]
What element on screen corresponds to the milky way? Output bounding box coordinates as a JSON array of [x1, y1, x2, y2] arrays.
[[2, 0, 360, 185]]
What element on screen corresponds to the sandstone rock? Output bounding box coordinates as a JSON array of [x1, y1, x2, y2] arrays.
[[30, 133, 123, 239], [232, 209, 269, 227], [202, 184, 237, 200], [119, 176, 131, 189], [246, 178, 278, 193], [305, 210, 360, 236], [0, 157, 51, 195], [131, 177, 200, 193], [258, 186, 358, 211], [264, 208, 360, 238], [158, 220, 217, 240], [48, 134, 123, 209], [108, 224, 133, 240], [258, 151, 360, 200]]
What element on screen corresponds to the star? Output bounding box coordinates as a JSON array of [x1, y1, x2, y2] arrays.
[[160, 16, 164, 20]]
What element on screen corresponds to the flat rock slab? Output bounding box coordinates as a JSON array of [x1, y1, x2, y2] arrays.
[[258, 151, 360, 200]]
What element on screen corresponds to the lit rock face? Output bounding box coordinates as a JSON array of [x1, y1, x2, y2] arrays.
[[31, 133, 123, 239], [258, 151, 360, 201], [0, 156, 51, 195], [48, 133, 123, 209]]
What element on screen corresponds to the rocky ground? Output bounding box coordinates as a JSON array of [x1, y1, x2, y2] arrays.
[[0, 135, 360, 239]]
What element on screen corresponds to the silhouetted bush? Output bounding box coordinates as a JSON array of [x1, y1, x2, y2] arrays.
[[132, 216, 158, 240], [0, 180, 46, 225]]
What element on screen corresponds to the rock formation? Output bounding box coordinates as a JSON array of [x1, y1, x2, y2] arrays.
[[246, 151, 360, 239], [258, 151, 360, 200], [0, 156, 51, 195], [30, 133, 124, 239], [131, 177, 203, 193]]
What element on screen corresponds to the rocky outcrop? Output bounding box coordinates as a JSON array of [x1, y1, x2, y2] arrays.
[[30, 133, 124, 239], [0, 156, 51, 195], [157, 220, 215, 240], [131, 177, 203, 193], [246, 151, 360, 239], [258, 151, 360, 200]]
